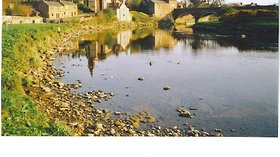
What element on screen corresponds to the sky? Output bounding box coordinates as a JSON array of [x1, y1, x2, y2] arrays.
[[225, 0, 278, 5], [177, 0, 279, 5]]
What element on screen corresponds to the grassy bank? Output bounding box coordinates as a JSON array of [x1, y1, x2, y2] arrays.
[[193, 10, 279, 39], [2, 24, 76, 136], [1, 11, 158, 136]]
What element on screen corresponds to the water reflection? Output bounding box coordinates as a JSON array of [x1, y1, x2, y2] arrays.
[[55, 28, 278, 136], [61, 28, 278, 77]]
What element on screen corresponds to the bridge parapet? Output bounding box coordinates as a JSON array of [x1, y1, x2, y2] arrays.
[[172, 5, 279, 23]]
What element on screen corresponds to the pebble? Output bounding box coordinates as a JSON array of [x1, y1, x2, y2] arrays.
[[138, 77, 144, 81], [96, 123, 103, 130], [110, 128, 116, 135], [114, 111, 121, 115], [73, 84, 79, 89], [215, 128, 223, 133], [163, 86, 171, 90]]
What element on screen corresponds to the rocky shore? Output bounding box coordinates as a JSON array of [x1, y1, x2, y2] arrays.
[[25, 22, 222, 137]]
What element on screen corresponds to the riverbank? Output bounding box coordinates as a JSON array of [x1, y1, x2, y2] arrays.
[[192, 17, 278, 41], [2, 17, 222, 136]]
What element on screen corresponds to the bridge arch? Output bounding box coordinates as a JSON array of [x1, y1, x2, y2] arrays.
[[173, 11, 217, 24]]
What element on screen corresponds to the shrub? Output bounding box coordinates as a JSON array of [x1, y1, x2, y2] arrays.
[[12, 4, 33, 16], [220, 10, 256, 24], [96, 8, 117, 24], [218, 6, 237, 16], [78, 3, 92, 13], [256, 10, 278, 18]]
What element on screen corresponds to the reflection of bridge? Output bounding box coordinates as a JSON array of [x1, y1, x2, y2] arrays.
[[172, 5, 279, 23]]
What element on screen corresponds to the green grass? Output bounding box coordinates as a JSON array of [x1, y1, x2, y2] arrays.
[[196, 20, 223, 27], [245, 17, 279, 29], [130, 11, 157, 24], [2, 23, 74, 136], [195, 17, 278, 31]]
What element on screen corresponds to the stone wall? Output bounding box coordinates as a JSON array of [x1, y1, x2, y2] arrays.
[[147, 0, 177, 19], [2, 16, 43, 24]]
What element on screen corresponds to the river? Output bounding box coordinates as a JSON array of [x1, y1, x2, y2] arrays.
[[53, 28, 278, 137]]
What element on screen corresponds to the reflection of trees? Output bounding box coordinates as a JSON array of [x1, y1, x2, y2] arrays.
[[172, 31, 278, 53], [130, 34, 155, 53], [216, 37, 278, 52]]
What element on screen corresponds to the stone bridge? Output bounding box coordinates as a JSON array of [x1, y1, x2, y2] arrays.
[[172, 5, 279, 24]]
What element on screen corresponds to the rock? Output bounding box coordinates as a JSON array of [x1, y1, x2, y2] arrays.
[[202, 131, 210, 136], [177, 61, 180, 64], [96, 123, 103, 130], [129, 130, 136, 136], [96, 109, 103, 114], [215, 128, 223, 133], [109, 93, 115, 96], [138, 77, 144, 81], [215, 133, 223, 137], [61, 102, 70, 108], [73, 84, 79, 89], [42, 86, 51, 93], [70, 122, 78, 127], [145, 116, 155, 123], [110, 128, 116, 135], [163, 86, 171, 90], [176, 107, 191, 118], [115, 120, 125, 128], [179, 111, 191, 117], [114, 111, 121, 115], [231, 129, 236, 132], [189, 107, 198, 110]]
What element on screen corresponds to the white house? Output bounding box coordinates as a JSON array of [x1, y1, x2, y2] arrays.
[[112, 0, 131, 22]]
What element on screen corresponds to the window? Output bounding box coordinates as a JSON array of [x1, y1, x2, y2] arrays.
[[74, 12, 76, 15], [52, 13, 54, 17]]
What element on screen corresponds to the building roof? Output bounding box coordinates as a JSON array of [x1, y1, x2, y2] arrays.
[[60, 1, 77, 6], [43, 1, 63, 7]]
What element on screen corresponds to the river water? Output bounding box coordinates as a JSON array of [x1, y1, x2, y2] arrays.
[[54, 28, 278, 137]]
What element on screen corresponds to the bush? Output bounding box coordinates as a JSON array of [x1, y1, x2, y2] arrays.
[[218, 6, 237, 16], [12, 4, 33, 16], [78, 3, 92, 13], [256, 10, 278, 18], [96, 8, 117, 24], [220, 10, 256, 24]]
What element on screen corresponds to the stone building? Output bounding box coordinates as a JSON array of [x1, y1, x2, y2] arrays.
[[84, 0, 109, 12], [38, 0, 78, 20], [146, 0, 177, 19]]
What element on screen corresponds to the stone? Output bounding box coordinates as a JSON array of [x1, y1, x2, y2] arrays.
[[114, 111, 121, 115], [70, 122, 78, 127], [215, 128, 223, 133], [73, 84, 79, 89], [42, 86, 51, 93], [215, 133, 223, 137], [231, 129, 236, 132], [110, 128, 116, 135], [96, 123, 103, 130], [189, 107, 198, 110], [176, 107, 191, 118], [138, 77, 144, 81], [163, 86, 171, 90], [61, 102, 70, 108]]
